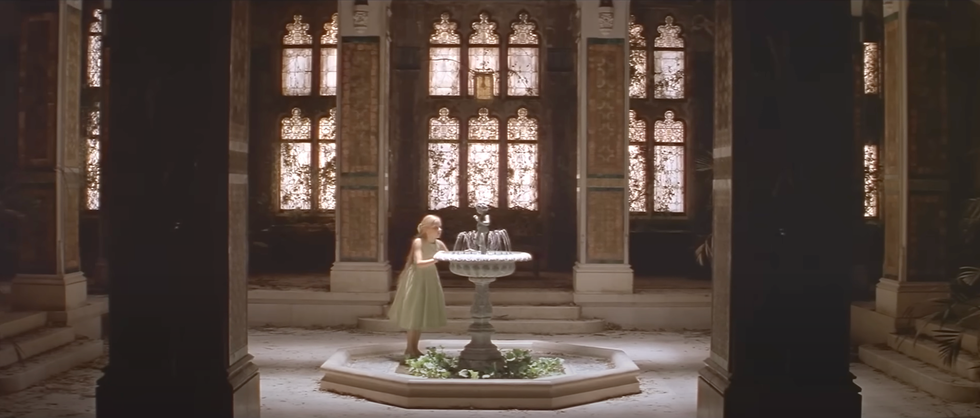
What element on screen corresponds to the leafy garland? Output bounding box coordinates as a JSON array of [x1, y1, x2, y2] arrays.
[[405, 346, 564, 380]]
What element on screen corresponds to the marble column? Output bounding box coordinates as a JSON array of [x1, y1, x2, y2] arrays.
[[874, 0, 951, 321], [11, 0, 88, 313], [697, 1, 862, 417], [94, 1, 259, 417], [329, 0, 392, 294], [572, 0, 635, 295]]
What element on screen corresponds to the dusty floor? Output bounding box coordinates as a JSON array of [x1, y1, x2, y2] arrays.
[[1, 328, 979, 418]]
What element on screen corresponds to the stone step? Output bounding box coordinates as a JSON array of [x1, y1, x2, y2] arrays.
[[0, 311, 47, 339], [888, 333, 980, 381], [442, 289, 574, 306], [0, 338, 104, 395], [914, 318, 979, 356], [0, 326, 76, 368], [358, 317, 605, 334], [858, 344, 980, 403], [382, 305, 581, 320]]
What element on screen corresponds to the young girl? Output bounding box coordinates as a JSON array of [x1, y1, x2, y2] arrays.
[[387, 214, 449, 359]]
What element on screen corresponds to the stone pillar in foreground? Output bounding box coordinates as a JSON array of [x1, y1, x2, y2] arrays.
[[94, 1, 259, 417], [12, 0, 88, 313], [874, 0, 950, 324], [572, 0, 634, 295], [330, 0, 392, 294], [697, 1, 862, 417]]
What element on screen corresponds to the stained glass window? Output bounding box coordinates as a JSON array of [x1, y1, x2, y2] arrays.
[[279, 107, 335, 211], [628, 110, 648, 212], [507, 13, 539, 97], [863, 42, 880, 95], [864, 145, 879, 218], [506, 108, 538, 210], [320, 13, 339, 96], [468, 108, 500, 205], [282, 15, 313, 96], [652, 16, 684, 100], [428, 108, 461, 209], [652, 111, 685, 213], [468, 13, 500, 97], [430, 13, 462, 96], [628, 15, 647, 99], [87, 9, 102, 88]]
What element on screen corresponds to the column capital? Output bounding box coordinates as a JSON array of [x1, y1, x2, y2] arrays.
[[339, 0, 390, 38], [577, 0, 629, 39]]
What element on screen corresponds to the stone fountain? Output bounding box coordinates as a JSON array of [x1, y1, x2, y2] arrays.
[[433, 203, 532, 371], [318, 205, 641, 409]]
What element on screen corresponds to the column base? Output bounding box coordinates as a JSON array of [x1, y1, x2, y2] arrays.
[[875, 278, 949, 318], [96, 356, 260, 418], [329, 261, 392, 293], [11, 271, 88, 311], [697, 360, 861, 418], [572, 263, 634, 294]]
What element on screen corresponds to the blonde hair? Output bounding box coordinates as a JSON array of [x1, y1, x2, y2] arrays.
[[404, 215, 441, 268]]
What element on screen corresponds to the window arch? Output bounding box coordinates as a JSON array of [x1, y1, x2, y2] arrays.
[[277, 11, 338, 212], [425, 10, 542, 211], [651, 111, 685, 212]]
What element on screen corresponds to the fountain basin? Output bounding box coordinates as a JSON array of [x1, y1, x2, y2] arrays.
[[434, 251, 532, 278], [319, 339, 641, 410]]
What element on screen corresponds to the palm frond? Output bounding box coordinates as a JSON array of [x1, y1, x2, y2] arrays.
[[931, 328, 964, 368]]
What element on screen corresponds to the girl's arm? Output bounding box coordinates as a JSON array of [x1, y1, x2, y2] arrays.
[[436, 239, 449, 252], [413, 238, 438, 267]]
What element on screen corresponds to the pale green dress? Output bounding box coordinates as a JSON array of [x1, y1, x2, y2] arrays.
[[388, 241, 448, 331]]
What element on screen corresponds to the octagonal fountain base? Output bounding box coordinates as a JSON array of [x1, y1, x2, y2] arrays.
[[319, 340, 641, 410]]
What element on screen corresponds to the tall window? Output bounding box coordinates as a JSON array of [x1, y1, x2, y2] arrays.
[[652, 16, 685, 99], [426, 11, 541, 210], [278, 13, 338, 211], [84, 8, 104, 210], [862, 41, 881, 218], [629, 14, 688, 214]]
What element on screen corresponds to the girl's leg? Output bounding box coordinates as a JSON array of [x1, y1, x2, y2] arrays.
[[406, 329, 422, 356]]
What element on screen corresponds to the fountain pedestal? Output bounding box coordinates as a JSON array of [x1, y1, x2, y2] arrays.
[[458, 278, 504, 371]]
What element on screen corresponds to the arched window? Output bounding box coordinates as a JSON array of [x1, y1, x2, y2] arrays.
[[425, 11, 542, 211], [506, 13, 539, 96], [629, 14, 688, 215], [429, 13, 462, 96], [468, 13, 501, 98], [277, 12, 338, 211], [862, 41, 880, 218], [278, 108, 337, 211], [652, 16, 685, 99], [282, 15, 314, 96], [652, 111, 685, 213], [320, 13, 339, 96], [507, 108, 538, 209], [628, 15, 647, 99], [428, 108, 461, 209], [84, 8, 104, 210], [628, 110, 647, 212]]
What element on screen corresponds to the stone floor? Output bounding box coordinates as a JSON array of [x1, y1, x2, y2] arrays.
[[1, 328, 979, 418]]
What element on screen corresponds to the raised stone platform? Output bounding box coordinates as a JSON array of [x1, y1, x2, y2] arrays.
[[319, 339, 641, 409], [247, 274, 712, 331]]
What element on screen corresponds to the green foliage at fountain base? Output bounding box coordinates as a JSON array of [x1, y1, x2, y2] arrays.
[[406, 347, 565, 380]]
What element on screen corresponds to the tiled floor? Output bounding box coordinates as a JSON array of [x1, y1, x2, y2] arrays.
[[1, 328, 978, 418]]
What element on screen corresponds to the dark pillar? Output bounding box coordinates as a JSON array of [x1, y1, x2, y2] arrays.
[[94, 1, 258, 417], [697, 1, 862, 417]]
